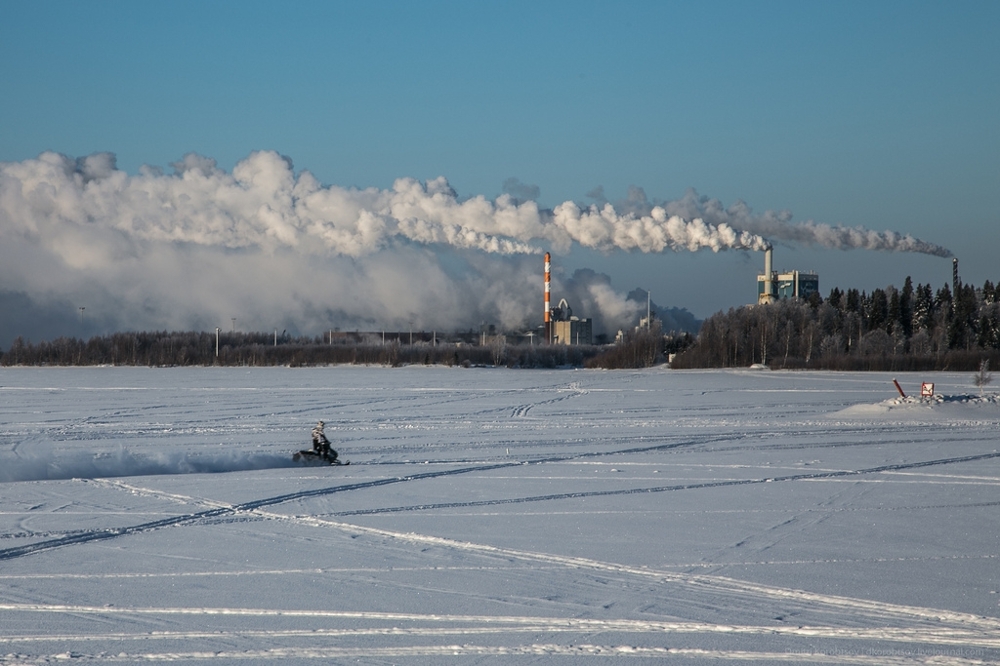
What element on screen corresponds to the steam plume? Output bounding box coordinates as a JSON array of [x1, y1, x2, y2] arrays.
[[0, 151, 539, 258], [652, 188, 953, 258], [0, 151, 634, 338], [550, 201, 770, 253], [0, 151, 950, 343]]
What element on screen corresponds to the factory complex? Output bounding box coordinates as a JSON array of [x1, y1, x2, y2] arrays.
[[543, 252, 594, 346], [543, 247, 824, 346], [756, 246, 820, 305]]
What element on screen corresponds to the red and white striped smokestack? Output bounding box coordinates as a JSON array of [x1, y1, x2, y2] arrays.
[[544, 252, 551, 344]]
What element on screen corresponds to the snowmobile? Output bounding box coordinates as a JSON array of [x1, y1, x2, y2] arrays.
[[296, 423, 349, 466], [293, 449, 349, 465]]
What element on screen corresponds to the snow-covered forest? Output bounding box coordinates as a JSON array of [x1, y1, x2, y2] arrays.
[[674, 278, 1000, 371]]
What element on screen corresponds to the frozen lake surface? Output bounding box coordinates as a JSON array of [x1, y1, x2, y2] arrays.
[[1, 366, 999, 664]]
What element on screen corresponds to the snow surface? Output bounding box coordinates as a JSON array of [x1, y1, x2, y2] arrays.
[[1, 366, 999, 665]]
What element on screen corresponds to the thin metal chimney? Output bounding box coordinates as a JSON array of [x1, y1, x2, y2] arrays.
[[951, 256, 960, 309]]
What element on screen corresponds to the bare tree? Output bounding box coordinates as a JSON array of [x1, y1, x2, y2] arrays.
[[974, 359, 992, 396], [490, 335, 507, 366]]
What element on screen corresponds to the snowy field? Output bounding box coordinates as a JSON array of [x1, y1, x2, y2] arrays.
[[1, 366, 999, 665]]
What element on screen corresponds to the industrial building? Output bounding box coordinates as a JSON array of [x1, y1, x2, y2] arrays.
[[757, 246, 819, 305], [543, 253, 593, 345], [553, 316, 593, 346]]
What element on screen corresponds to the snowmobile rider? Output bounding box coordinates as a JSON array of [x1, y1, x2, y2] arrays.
[[311, 420, 337, 463]]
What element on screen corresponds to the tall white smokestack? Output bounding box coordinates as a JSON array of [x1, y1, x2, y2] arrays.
[[759, 245, 775, 305]]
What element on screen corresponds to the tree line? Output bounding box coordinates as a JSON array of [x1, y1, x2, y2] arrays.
[[9, 275, 994, 373], [0, 329, 609, 369], [672, 277, 1000, 371]]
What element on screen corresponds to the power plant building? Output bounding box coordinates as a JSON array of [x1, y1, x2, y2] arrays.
[[550, 298, 592, 345], [757, 270, 820, 302], [757, 247, 819, 304], [553, 318, 592, 346], [543, 253, 592, 345]]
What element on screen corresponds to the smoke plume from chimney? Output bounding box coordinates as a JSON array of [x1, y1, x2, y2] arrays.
[[0, 151, 951, 343]]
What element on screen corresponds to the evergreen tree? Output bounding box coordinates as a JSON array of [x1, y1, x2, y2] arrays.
[[865, 289, 888, 333], [846, 288, 861, 314], [912, 283, 934, 332], [983, 280, 996, 305], [977, 312, 999, 350], [949, 284, 979, 350], [899, 276, 913, 338], [888, 288, 901, 336], [827, 287, 844, 311], [935, 285, 953, 324]]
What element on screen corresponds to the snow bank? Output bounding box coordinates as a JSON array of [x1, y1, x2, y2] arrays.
[[830, 392, 1000, 421]]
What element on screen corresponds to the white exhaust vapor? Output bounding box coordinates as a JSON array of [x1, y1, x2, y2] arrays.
[[655, 188, 953, 258], [751, 219, 953, 257], [0, 151, 951, 340], [550, 201, 770, 253], [0, 151, 540, 258]]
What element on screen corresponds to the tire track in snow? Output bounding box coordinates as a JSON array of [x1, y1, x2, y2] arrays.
[[265, 511, 1000, 634], [510, 403, 533, 417], [0, 461, 522, 561], [358, 430, 752, 463], [4, 644, 991, 664], [53, 481, 964, 639], [87, 478, 233, 510], [331, 450, 1000, 517], [707, 432, 1000, 457], [56, 471, 1000, 639], [1, 605, 999, 650], [8, 550, 990, 580], [0, 433, 740, 553], [5, 475, 1000, 660], [0, 564, 555, 582], [3, 450, 998, 561]]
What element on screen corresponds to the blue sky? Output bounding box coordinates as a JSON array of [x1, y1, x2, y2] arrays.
[[1, 1, 998, 340]]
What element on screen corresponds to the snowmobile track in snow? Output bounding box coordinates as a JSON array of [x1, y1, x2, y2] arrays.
[[330, 450, 1000, 516], [0, 460, 522, 561], [3, 450, 999, 562]]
